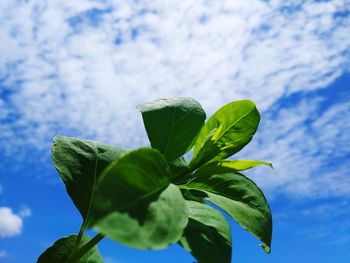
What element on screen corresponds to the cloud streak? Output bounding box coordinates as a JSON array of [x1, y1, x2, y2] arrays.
[[0, 0, 349, 198], [241, 94, 350, 198]]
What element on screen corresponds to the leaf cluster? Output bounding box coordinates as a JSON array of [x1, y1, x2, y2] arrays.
[[37, 97, 272, 263]]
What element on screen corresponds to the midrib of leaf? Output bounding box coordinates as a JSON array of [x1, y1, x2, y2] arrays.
[[163, 107, 196, 156], [163, 108, 176, 155], [192, 108, 255, 165], [220, 137, 248, 148], [82, 143, 99, 230], [172, 106, 195, 126], [118, 183, 168, 211], [96, 151, 170, 214], [75, 143, 100, 251], [212, 106, 255, 144], [166, 116, 200, 145]]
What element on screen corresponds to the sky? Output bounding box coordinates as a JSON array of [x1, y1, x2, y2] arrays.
[[0, 0, 349, 262]]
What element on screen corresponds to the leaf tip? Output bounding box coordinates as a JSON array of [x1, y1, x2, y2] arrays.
[[135, 103, 145, 112], [259, 243, 271, 254], [52, 135, 62, 142]]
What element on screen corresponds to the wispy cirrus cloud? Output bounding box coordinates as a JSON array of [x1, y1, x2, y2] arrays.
[[241, 93, 350, 198], [0, 0, 349, 199], [274, 199, 350, 245]]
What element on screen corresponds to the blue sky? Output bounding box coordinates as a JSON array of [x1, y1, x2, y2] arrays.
[[0, 0, 349, 262]]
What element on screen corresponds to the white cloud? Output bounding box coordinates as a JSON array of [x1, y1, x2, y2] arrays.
[[300, 201, 350, 220], [0, 206, 31, 238], [0, 207, 23, 238], [0, 1, 349, 198]]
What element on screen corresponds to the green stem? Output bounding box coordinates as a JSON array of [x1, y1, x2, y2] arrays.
[[75, 222, 86, 248], [173, 163, 198, 185], [70, 220, 88, 261], [68, 233, 105, 262], [76, 233, 105, 258], [71, 150, 100, 260]]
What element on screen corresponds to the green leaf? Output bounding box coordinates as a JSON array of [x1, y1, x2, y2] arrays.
[[179, 201, 232, 263], [215, 160, 273, 171], [91, 148, 188, 249], [190, 100, 260, 168], [37, 234, 103, 263], [138, 97, 206, 161], [53, 139, 187, 250], [52, 136, 129, 226], [184, 164, 272, 253], [94, 184, 188, 250]]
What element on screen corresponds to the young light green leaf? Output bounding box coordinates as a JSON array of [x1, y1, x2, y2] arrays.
[[91, 148, 188, 249], [36, 234, 103, 263], [215, 160, 273, 171], [184, 164, 272, 253], [190, 100, 260, 168], [52, 136, 129, 227], [137, 97, 206, 161], [179, 201, 232, 263]]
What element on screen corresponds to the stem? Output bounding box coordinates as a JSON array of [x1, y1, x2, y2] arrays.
[[173, 163, 198, 185], [76, 233, 105, 258], [71, 149, 99, 259], [75, 222, 86, 248], [68, 233, 105, 262], [69, 220, 88, 261]]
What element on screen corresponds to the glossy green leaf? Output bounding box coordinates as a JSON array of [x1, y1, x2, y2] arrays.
[[91, 148, 188, 249], [184, 164, 272, 253], [93, 184, 188, 249], [37, 234, 103, 263], [138, 97, 206, 161], [215, 160, 273, 171], [179, 201, 232, 263], [52, 136, 129, 226], [190, 100, 260, 168]]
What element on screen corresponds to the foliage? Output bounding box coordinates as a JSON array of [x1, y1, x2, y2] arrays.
[[37, 97, 273, 263]]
